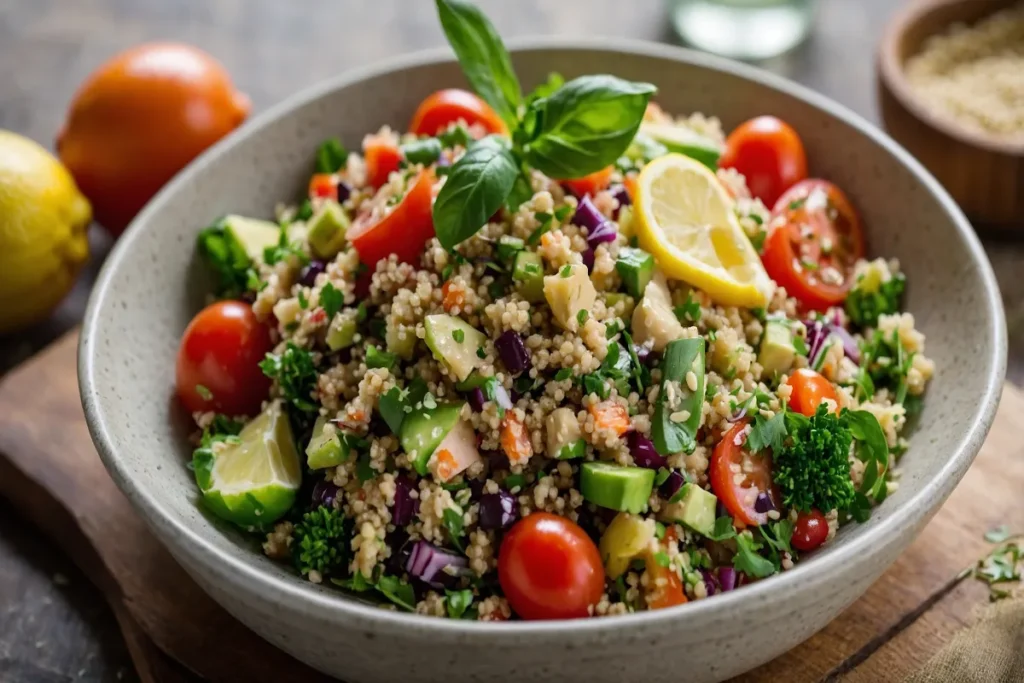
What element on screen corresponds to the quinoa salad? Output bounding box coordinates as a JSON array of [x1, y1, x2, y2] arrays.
[[175, 0, 934, 621]]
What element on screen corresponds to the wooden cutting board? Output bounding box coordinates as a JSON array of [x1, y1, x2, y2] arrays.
[[0, 331, 1020, 683]]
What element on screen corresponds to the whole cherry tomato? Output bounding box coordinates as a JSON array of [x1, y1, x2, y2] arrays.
[[720, 116, 807, 208], [792, 509, 829, 551]]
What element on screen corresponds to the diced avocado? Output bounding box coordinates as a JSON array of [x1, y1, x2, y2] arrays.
[[512, 251, 545, 303], [400, 401, 464, 475], [307, 199, 350, 259], [631, 271, 685, 352], [221, 215, 281, 262], [638, 122, 723, 169], [496, 235, 525, 265], [325, 312, 357, 351], [658, 483, 717, 537], [710, 334, 740, 375], [617, 205, 636, 240], [580, 461, 655, 514], [545, 407, 584, 459], [386, 318, 417, 360], [600, 512, 655, 579], [759, 319, 797, 376], [544, 264, 597, 333], [423, 314, 486, 382], [305, 415, 350, 469], [430, 419, 482, 482], [615, 247, 655, 298]]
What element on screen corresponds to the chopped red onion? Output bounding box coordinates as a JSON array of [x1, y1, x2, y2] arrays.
[[336, 180, 353, 203], [406, 540, 468, 589], [468, 388, 486, 412], [727, 401, 750, 423], [629, 431, 667, 470], [299, 260, 327, 288], [582, 247, 596, 272], [700, 568, 720, 597], [754, 492, 775, 513], [312, 479, 339, 509], [495, 330, 530, 375], [718, 566, 738, 592], [571, 195, 605, 231], [586, 220, 618, 247], [492, 383, 514, 410], [392, 475, 418, 527], [479, 490, 517, 530], [659, 470, 686, 500], [610, 184, 631, 219], [830, 323, 861, 364]]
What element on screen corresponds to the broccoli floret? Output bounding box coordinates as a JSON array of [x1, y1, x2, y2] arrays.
[[292, 506, 347, 577], [845, 262, 905, 328], [773, 405, 855, 514]]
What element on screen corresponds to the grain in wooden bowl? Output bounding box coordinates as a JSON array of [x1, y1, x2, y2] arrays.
[[878, 0, 1024, 229]]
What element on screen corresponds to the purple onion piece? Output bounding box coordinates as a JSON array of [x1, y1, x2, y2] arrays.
[[299, 260, 327, 288], [633, 344, 651, 365], [384, 529, 412, 576], [629, 432, 667, 470], [468, 478, 486, 501], [727, 401, 749, 423], [582, 247, 596, 272], [479, 490, 518, 530], [586, 220, 618, 247], [803, 318, 828, 369], [718, 566, 738, 592], [406, 541, 469, 589], [700, 568, 720, 597], [754, 492, 775, 513], [468, 388, 486, 412], [492, 383, 514, 411], [495, 330, 530, 375], [335, 180, 353, 204], [830, 323, 861, 364], [571, 195, 605, 231], [610, 184, 631, 219], [486, 450, 510, 473], [311, 479, 339, 509], [659, 470, 686, 501], [392, 475, 418, 527]]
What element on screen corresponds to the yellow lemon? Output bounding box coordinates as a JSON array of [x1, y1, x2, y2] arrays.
[[634, 153, 773, 308], [0, 130, 91, 334]]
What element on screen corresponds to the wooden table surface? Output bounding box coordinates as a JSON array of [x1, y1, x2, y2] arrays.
[[1, 1, 1022, 681]]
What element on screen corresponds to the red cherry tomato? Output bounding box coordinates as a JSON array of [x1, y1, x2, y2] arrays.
[[710, 420, 778, 528], [785, 368, 838, 417], [792, 509, 829, 551], [498, 512, 604, 620], [409, 88, 508, 137], [363, 135, 403, 189], [348, 169, 435, 268], [720, 116, 807, 207], [561, 165, 614, 198], [762, 179, 865, 311], [175, 301, 272, 416], [308, 173, 338, 201], [645, 553, 688, 610]]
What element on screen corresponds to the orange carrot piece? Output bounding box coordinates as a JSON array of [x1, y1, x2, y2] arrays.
[[588, 401, 631, 436], [500, 414, 533, 465]]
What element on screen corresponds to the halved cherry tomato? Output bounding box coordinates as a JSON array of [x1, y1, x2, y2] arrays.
[[762, 179, 865, 311], [348, 169, 435, 267], [792, 509, 828, 551], [785, 368, 838, 417], [645, 552, 688, 610], [720, 116, 807, 208], [498, 512, 604, 620], [308, 173, 338, 201], [363, 135, 402, 189], [175, 300, 272, 416], [710, 420, 778, 528], [409, 88, 508, 137], [561, 165, 614, 198]]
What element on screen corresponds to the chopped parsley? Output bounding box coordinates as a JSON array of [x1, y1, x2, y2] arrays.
[[554, 368, 573, 381], [258, 343, 318, 413], [560, 264, 572, 278], [319, 282, 343, 319], [442, 506, 466, 553], [452, 328, 465, 344], [673, 291, 701, 323], [365, 346, 397, 370], [576, 309, 589, 325]]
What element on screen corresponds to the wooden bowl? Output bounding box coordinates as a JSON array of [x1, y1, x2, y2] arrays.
[[878, 0, 1024, 229]]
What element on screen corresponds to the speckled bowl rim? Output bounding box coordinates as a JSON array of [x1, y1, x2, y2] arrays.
[[80, 36, 1007, 637]]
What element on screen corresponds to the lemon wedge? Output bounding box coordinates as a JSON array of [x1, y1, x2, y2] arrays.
[[634, 154, 773, 308]]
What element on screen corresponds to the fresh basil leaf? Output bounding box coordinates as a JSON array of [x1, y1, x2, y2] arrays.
[[434, 0, 521, 129], [844, 409, 889, 465], [315, 138, 348, 173], [651, 338, 705, 456], [433, 136, 518, 249], [505, 164, 534, 212], [378, 386, 407, 435], [522, 75, 656, 179]]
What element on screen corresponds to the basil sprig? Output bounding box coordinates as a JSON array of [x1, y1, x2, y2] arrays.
[[432, 0, 656, 250]]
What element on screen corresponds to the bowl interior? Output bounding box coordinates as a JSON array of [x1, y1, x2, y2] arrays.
[[81, 43, 1005, 620]]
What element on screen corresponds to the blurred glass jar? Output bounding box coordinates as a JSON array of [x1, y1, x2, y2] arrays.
[[668, 0, 816, 60]]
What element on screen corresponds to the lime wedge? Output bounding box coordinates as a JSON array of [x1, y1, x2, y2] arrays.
[[192, 401, 302, 529]]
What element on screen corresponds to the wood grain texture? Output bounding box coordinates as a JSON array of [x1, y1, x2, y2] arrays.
[[0, 331, 1021, 683]]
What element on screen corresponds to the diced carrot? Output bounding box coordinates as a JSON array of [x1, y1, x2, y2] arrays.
[[308, 173, 338, 201], [441, 280, 465, 313], [561, 165, 613, 198], [588, 401, 631, 436], [663, 525, 680, 545], [435, 448, 457, 481], [645, 555, 688, 610], [363, 134, 402, 189], [623, 173, 639, 203], [500, 414, 533, 465]]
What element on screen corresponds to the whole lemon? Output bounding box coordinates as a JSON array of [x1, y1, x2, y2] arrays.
[[0, 130, 91, 334]]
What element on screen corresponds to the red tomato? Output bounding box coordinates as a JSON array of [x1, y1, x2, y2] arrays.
[[561, 166, 614, 198], [308, 173, 338, 201], [645, 553, 688, 610], [348, 169, 435, 268], [762, 179, 864, 311], [498, 512, 604, 620], [175, 301, 272, 416], [710, 420, 778, 528], [792, 509, 828, 551], [363, 135, 402, 189], [409, 88, 507, 137], [785, 368, 838, 417], [720, 116, 807, 207]]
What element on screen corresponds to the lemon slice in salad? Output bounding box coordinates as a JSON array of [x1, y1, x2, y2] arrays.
[[634, 154, 773, 308], [193, 401, 301, 529]]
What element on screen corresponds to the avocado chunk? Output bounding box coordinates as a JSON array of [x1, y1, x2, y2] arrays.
[[496, 235, 525, 265], [325, 311, 357, 351], [423, 314, 486, 382], [638, 122, 723, 169], [429, 418, 482, 482], [217, 215, 281, 262], [632, 271, 686, 352], [400, 401, 464, 475], [307, 199, 350, 259], [386, 317, 417, 360], [512, 251, 545, 303], [615, 247, 655, 298], [545, 407, 585, 460], [544, 264, 597, 333], [759, 318, 797, 376], [658, 483, 717, 537], [580, 461, 655, 514], [305, 415, 351, 469]]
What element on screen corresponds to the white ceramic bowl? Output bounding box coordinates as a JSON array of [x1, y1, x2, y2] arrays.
[[80, 39, 1006, 683]]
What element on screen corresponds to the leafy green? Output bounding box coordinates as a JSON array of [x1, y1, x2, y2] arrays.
[[433, 135, 520, 249], [773, 405, 855, 514], [319, 282, 343, 319], [376, 574, 417, 611], [365, 346, 397, 370], [434, 0, 521, 128], [845, 409, 890, 504], [860, 328, 915, 404], [706, 516, 738, 542], [442, 506, 466, 553], [402, 137, 443, 166], [333, 571, 373, 592], [961, 531, 1022, 602], [437, 124, 471, 149], [293, 506, 347, 577], [760, 520, 794, 571], [651, 338, 705, 456], [673, 291, 701, 323], [986, 525, 1013, 544], [196, 219, 261, 298], [733, 530, 776, 578], [578, 341, 634, 400], [521, 75, 656, 179], [747, 410, 787, 454], [315, 138, 348, 174], [445, 588, 475, 618], [263, 227, 309, 267], [357, 452, 375, 483], [259, 343, 319, 413], [846, 271, 905, 328]]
